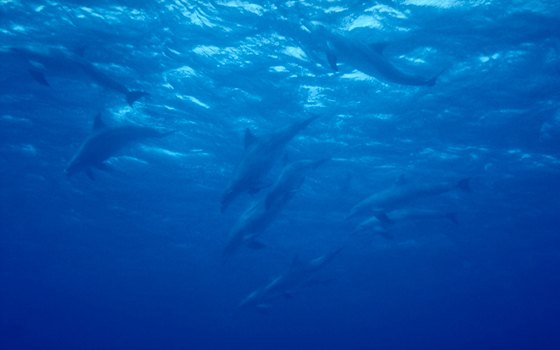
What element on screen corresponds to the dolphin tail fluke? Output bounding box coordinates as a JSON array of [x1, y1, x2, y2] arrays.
[[445, 212, 459, 225], [28, 69, 50, 87], [457, 177, 472, 193], [126, 90, 149, 106]]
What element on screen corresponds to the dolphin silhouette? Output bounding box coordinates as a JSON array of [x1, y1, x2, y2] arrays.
[[221, 115, 318, 213], [307, 23, 444, 86], [347, 178, 470, 221], [66, 113, 170, 180], [237, 247, 343, 312], [11, 47, 148, 106], [223, 157, 327, 259]]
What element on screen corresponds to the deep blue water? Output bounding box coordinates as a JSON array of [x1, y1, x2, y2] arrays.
[[1, 1, 560, 349]]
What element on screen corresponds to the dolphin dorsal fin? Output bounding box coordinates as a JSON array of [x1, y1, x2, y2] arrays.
[[244, 128, 257, 149], [93, 113, 107, 131], [369, 42, 389, 55]]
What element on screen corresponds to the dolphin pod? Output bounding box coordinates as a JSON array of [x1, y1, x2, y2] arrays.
[[9, 15, 477, 314], [66, 113, 171, 180], [220, 115, 319, 213], [11, 47, 149, 106], [222, 157, 328, 259], [237, 247, 343, 312]]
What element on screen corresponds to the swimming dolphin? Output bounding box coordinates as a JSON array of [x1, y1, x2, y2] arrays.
[[306, 23, 444, 86], [222, 158, 326, 259], [221, 115, 318, 213], [237, 247, 343, 312], [347, 178, 470, 221], [10, 47, 148, 106], [65, 113, 171, 180]]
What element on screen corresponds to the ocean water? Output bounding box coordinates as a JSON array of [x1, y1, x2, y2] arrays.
[[1, 0, 560, 349]]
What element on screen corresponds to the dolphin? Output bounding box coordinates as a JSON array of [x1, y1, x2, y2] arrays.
[[220, 115, 318, 213], [222, 157, 327, 259], [237, 247, 343, 312], [10, 47, 148, 106], [65, 113, 171, 180], [306, 23, 444, 86], [347, 178, 470, 221]]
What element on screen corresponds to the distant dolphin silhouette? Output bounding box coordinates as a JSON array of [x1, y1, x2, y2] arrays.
[[11, 47, 148, 106], [221, 115, 318, 213], [347, 178, 471, 221], [307, 23, 444, 86], [237, 247, 343, 312], [66, 113, 171, 180]]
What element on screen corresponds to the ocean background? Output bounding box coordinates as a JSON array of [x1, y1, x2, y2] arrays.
[[1, 0, 560, 349]]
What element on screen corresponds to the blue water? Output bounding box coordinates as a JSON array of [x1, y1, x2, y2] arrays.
[[2, 1, 560, 349]]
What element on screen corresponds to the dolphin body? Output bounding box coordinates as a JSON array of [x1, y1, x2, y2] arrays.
[[347, 178, 470, 221], [306, 23, 443, 86], [10, 47, 148, 106], [222, 158, 326, 259], [66, 113, 169, 180], [221, 115, 318, 213], [237, 248, 343, 312]]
